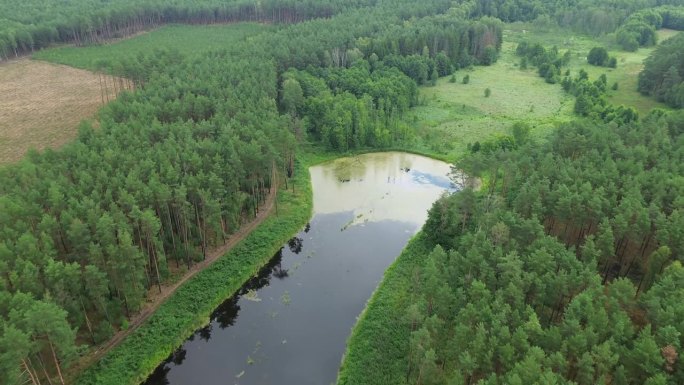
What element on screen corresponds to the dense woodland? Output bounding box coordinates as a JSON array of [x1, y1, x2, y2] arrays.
[[638, 32, 684, 108], [407, 110, 684, 385], [3, 0, 684, 60], [1, 0, 684, 384], [0, 0, 507, 383]]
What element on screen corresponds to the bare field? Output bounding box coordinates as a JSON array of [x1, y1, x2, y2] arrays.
[[0, 59, 118, 164]]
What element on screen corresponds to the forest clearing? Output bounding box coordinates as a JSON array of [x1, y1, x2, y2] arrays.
[[410, 40, 574, 157], [0, 59, 118, 163]]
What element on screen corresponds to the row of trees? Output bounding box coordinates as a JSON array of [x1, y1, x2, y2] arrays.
[[411, 110, 684, 384], [0, 0, 384, 60], [564, 71, 639, 125], [465, 0, 684, 36], [638, 32, 684, 108]]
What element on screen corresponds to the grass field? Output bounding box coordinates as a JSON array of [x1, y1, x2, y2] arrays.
[[0, 59, 118, 164], [504, 24, 678, 113], [410, 40, 575, 158], [410, 26, 679, 159], [34, 23, 272, 70]]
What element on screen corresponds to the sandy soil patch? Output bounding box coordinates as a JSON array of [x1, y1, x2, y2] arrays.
[[0, 59, 121, 163]]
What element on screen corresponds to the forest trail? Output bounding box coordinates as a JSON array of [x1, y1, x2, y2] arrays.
[[68, 181, 278, 381]]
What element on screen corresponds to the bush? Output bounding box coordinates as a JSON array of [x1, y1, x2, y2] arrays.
[[462, 74, 470, 84], [587, 47, 609, 66], [608, 57, 617, 68], [484, 88, 491, 97]]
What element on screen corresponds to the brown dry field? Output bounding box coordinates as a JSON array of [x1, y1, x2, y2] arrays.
[[0, 59, 119, 164]]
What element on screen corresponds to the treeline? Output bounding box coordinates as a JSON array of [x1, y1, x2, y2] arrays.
[[464, 0, 684, 36], [404, 110, 684, 385], [616, 6, 684, 51], [275, 15, 503, 151], [0, 0, 378, 59], [563, 71, 639, 125], [0, 0, 505, 382], [638, 32, 684, 108]]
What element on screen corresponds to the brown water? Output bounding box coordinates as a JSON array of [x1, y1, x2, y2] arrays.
[[142, 152, 455, 385]]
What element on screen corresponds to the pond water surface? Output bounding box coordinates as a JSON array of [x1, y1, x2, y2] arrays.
[[143, 152, 455, 385]]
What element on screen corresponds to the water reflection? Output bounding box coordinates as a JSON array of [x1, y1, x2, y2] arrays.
[[144, 241, 296, 385], [287, 237, 303, 254]]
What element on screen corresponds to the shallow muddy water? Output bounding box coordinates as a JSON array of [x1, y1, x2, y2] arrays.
[[143, 152, 455, 385]]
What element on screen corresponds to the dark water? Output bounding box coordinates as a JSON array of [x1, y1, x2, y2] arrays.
[[142, 152, 453, 385]]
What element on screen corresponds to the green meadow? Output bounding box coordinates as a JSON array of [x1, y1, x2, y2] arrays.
[[410, 25, 678, 159], [504, 24, 677, 113], [410, 40, 575, 157]]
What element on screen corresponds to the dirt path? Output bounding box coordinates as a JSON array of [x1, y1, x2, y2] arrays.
[[68, 181, 278, 381]]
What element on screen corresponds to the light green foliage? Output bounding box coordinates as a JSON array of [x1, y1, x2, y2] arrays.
[[505, 24, 677, 113], [409, 41, 574, 157]]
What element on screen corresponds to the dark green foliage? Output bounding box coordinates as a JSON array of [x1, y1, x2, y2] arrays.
[[615, 6, 684, 51], [341, 111, 684, 385], [462, 74, 470, 84], [587, 46, 617, 68], [588, 47, 609, 66], [0, 0, 508, 382], [73, 160, 312, 385], [484, 88, 491, 97], [638, 32, 684, 108], [516, 42, 565, 84], [563, 71, 638, 124], [608, 56, 618, 68], [520, 39, 637, 125]]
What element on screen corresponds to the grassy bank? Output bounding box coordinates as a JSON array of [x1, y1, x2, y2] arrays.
[[74, 160, 312, 385]]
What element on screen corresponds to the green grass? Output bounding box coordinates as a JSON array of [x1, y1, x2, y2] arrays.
[[411, 25, 678, 160], [33, 23, 272, 70], [338, 25, 682, 385], [410, 41, 575, 158], [504, 23, 677, 114], [74, 159, 311, 385]]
